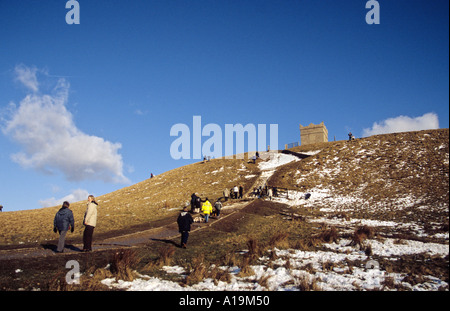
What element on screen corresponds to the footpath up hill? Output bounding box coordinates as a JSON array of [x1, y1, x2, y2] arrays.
[[0, 128, 448, 247], [0, 158, 260, 246], [0, 129, 448, 292]]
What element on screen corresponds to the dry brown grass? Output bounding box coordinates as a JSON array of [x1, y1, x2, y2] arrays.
[[316, 226, 339, 243], [0, 157, 260, 246], [183, 254, 233, 286], [296, 274, 322, 291], [237, 257, 255, 277], [143, 245, 177, 271], [2, 129, 447, 247], [184, 255, 209, 286], [350, 225, 375, 248], [109, 249, 140, 281], [270, 129, 449, 221]]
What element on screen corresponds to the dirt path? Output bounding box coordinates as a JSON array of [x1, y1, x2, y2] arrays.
[[0, 156, 295, 261], [0, 200, 253, 261]]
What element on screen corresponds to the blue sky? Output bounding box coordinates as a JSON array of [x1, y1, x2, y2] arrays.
[[0, 0, 448, 211]]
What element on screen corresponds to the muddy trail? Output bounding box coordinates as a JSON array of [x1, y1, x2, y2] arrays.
[[0, 199, 256, 261], [0, 198, 291, 290]]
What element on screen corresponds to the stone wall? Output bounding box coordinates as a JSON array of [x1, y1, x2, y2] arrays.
[[300, 122, 328, 145]]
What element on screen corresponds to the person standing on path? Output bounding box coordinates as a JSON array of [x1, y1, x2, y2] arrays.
[[223, 188, 230, 201], [177, 206, 194, 248], [239, 185, 244, 199], [214, 199, 223, 218], [233, 186, 239, 200], [201, 198, 213, 223], [82, 195, 98, 252], [267, 188, 273, 201], [53, 201, 74, 253]]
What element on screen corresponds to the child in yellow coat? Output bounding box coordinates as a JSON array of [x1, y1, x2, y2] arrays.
[[201, 198, 213, 223]]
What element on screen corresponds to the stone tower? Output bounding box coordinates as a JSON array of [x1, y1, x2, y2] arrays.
[[300, 122, 328, 145]]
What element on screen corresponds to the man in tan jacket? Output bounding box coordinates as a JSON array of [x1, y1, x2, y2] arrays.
[[82, 195, 98, 252]]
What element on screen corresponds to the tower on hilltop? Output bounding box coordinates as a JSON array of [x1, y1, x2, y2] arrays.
[[300, 122, 328, 145]]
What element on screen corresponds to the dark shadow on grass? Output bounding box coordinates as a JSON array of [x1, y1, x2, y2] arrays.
[[151, 238, 180, 248]]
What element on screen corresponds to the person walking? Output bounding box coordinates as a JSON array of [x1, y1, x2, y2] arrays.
[[82, 195, 98, 252], [177, 206, 194, 248], [53, 201, 74, 253], [223, 188, 230, 201], [348, 132, 354, 141], [239, 185, 244, 199], [201, 198, 213, 223], [233, 186, 239, 200], [190, 193, 197, 211], [214, 200, 223, 218], [267, 188, 273, 201]]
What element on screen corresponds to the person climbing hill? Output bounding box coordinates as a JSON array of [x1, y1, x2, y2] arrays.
[[177, 206, 193, 248], [53, 201, 74, 253], [201, 198, 213, 223]]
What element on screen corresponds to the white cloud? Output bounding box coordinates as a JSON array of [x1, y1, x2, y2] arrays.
[[39, 188, 90, 208], [363, 112, 439, 137], [2, 65, 130, 184], [14, 64, 39, 92]]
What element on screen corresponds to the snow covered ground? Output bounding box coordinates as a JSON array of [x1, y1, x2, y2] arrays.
[[258, 152, 300, 172], [101, 239, 448, 291], [101, 186, 448, 291], [100, 147, 448, 291]]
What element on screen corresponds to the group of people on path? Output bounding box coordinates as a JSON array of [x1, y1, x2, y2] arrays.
[[179, 185, 250, 248], [189, 193, 223, 222], [253, 185, 276, 199], [178, 193, 226, 248], [222, 185, 244, 201], [52, 195, 98, 253]]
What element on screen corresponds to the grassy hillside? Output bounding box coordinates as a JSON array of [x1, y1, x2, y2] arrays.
[[0, 128, 448, 247], [0, 157, 260, 246], [0, 129, 448, 291], [270, 129, 449, 225]]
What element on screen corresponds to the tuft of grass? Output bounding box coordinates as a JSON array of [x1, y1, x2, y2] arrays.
[[237, 257, 255, 277], [143, 245, 177, 271], [183, 255, 209, 286], [268, 232, 290, 249], [316, 226, 339, 243], [245, 237, 262, 263], [209, 265, 232, 285], [110, 249, 140, 281], [350, 225, 375, 248], [296, 275, 321, 291]]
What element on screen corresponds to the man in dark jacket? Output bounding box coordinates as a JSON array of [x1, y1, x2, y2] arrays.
[[177, 206, 193, 248], [190, 193, 197, 211], [191, 193, 202, 212], [53, 201, 75, 253]]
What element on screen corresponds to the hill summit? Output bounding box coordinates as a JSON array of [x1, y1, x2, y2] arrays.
[[0, 128, 448, 246]]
